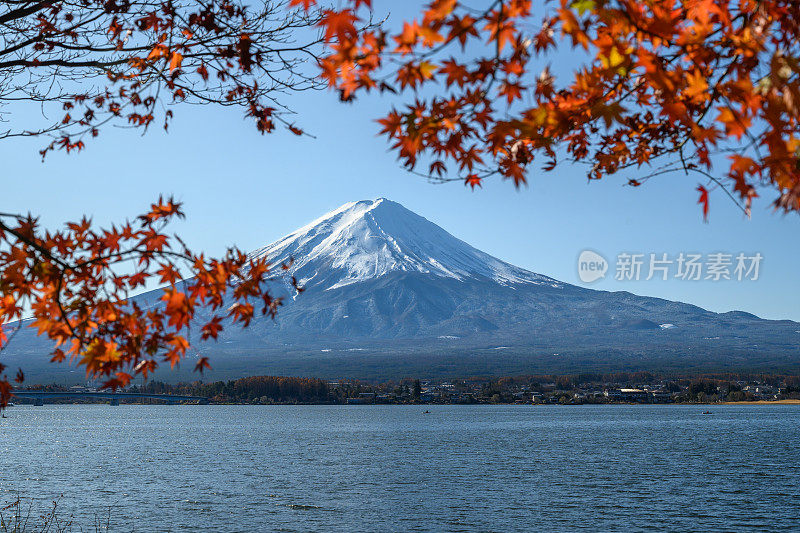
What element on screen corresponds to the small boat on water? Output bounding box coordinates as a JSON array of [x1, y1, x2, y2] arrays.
[[423, 410, 431, 414], [702, 410, 712, 414]]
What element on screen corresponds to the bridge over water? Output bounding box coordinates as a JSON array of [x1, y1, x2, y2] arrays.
[[12, 391, 209, 406]]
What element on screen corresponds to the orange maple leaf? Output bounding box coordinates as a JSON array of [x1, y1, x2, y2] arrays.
[[465, 174, 482, 189]]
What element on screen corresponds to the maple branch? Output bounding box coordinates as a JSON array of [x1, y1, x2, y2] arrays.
[[688, 167, 749, 216], [0, 216, 73, 270], [0, 1, 55, 25]]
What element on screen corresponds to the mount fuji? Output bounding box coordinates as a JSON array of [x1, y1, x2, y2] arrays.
[[251, 198, 557, 292], [6, 198, 800, 381]]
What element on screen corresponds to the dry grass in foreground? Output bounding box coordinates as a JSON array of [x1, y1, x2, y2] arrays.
[[1, 496, 110, 533]]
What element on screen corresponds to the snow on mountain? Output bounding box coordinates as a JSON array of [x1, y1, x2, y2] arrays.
[[249, 198, 559, 292]]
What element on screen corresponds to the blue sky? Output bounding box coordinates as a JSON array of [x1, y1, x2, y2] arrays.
[[2, 1, 799, 321]]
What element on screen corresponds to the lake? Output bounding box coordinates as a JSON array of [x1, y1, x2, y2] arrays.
[[1, 404, 799, 531]]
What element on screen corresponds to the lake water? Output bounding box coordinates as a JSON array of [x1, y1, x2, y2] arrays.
[[1, 404, 799, 532]]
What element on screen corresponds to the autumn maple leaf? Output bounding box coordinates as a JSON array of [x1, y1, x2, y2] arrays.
[[319, 10, 358, 42], [465, 174, 482, 189], [697, 185, 710, 222], [289, 0, 316, 9]]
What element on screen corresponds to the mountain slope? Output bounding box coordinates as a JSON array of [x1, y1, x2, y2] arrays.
[[4, 199, 799, 382], [196, 198, 800, 377]]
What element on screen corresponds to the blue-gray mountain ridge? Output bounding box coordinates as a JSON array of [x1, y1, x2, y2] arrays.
[[6, 198, 799, 381]]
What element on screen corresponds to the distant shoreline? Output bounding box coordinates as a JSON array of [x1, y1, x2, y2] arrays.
[[719, 399, 800, 405], [8, 400, 800, 407]]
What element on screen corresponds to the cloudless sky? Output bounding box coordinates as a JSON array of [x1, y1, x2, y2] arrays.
[[2, 1, 799, 321]]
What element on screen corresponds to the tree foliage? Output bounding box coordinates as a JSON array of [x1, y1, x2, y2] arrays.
[[139, 375, 332, 403], [0, 198, 301, 408], [0, 0, 320, 408], [302, 0, 800, 217], [0, 0, 321, 154]]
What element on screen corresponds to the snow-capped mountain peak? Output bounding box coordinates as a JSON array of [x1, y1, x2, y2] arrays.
[[9, 199, 798, 381], [249, 198, 558, 291]]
